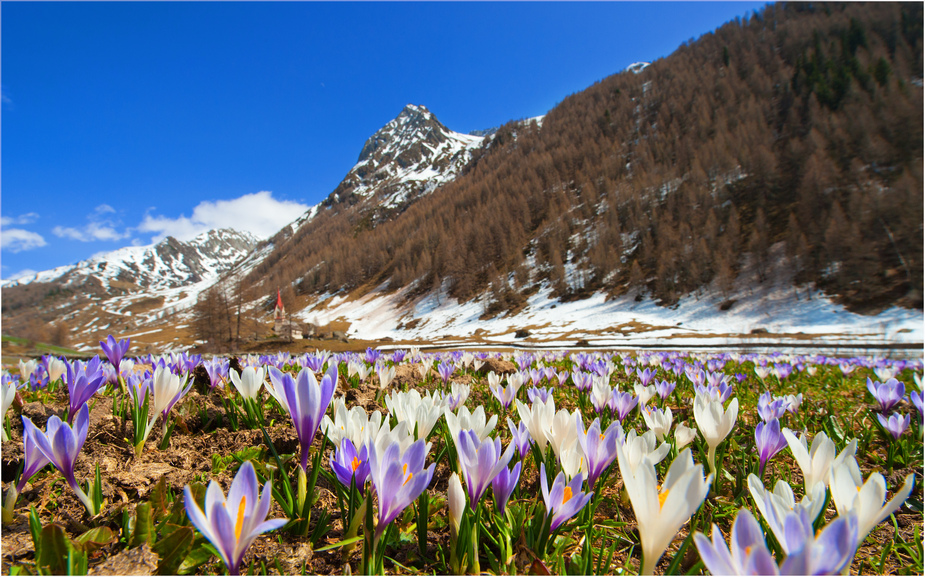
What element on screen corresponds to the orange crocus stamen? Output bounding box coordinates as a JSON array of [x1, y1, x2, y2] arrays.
[[402, 463, 412, 486], [352, 457, 361, 472], [562, 487, 573, 504], [235, 496, 246, 540]]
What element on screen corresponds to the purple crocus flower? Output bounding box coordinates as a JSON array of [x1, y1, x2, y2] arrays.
[[330, 438, 370, 495], [529, 368, 544, 386], [636, 367, 657, 387], [694, 509, 779, 576], [437, 362, 455, 386], [911, 390, 923, 422], [368, 438, 435, 542], [539, 463, 593, 532], [15, 415, 53, 493], [202, 358, 228, 389], [489, 381, 517, 410], [654, 379, 676, 400], [867, 378, 905, 413], [65, 357, 106, 423], [507, 418, 532, 458], [705, 371, 728, 389], [609, 390, 638, 422], [773, 363, 793, 380], [571, 371, 592, 392], [755, 418, 788, 475], [491, 461, 521, 515], [457, 431, 516, 510], [527, 386, 553, 404], [778, 513, 858, 575], [184, 461, 288, 576], [576, 417, 622, 489], [877, 412, 910, 440], [24, 404, 96, 514], [99, 335, 131, 376], [757, 391, 787, 422], [268, 364, 338, 471], [735, 373, 748, 383]]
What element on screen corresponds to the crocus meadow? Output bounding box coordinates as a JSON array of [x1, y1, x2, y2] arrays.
[[1, 339, 922, 575]]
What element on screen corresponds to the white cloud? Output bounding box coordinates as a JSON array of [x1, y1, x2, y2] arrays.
[[51, 205, 129, 242], [53, 222, 128, 242], [1, 228, 47, 253], [137, 190, 310, 242], [7, 269, 37, 280], [1, 212, 40, 226]]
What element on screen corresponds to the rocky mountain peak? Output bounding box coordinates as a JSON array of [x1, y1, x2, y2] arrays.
[[326, 104, 484, 209]]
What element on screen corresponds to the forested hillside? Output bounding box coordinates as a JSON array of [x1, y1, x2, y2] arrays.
[[244, 2, 922, 313]]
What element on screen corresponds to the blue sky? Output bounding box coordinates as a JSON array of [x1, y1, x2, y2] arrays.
[[1, 1, 767, 280]]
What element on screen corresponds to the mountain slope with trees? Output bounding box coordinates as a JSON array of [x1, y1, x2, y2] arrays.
[[239, 2, 921, 321]]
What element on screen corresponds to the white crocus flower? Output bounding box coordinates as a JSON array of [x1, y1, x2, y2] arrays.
[[229, 366, 265, 400], [417, 361, 430, 381], [546, 408, 582, 462], [590, 379, 613, 412], [119, 359, 135, 377], [830, 458, 915, 545], [448, 382, 470, 409], [693, 395, 738, 476], [873, 365, 899, 382], [377, 365, 396, 390], [1, 379, 16, 442], [321, 397, 384, 449], [18, 360, 39, 383], [448, 472, 465, 537], [558, 436, 587, 479], [151, 366, 186, 417], [634, 383, 657, 408], [46, 358, 67, 384], [385, 389, 446, 440], [487, 371, 502, 390], [754, 365, 772, 380], [782, 429, 857, 494], [515, 397, 555, 452], [747, 473, 827, 546], [641, 406, 672, 442], [620, 429, 670, 475], [674, 421, 697, 449], [506, 371, 526, 394], [617, 446, 711, 575]]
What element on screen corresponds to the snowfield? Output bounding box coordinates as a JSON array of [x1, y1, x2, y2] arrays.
[[296, 278, 923, 355]]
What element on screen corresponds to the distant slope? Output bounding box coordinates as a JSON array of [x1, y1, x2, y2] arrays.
[[1, 229, 259, 350]]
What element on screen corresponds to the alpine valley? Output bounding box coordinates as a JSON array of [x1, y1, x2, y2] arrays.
[[2, 2, 922, 355]]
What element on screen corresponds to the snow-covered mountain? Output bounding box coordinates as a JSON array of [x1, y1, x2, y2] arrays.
[[329, 104, 484, 209], [2, 228, 258, 291], [1, 229, 259, 351]]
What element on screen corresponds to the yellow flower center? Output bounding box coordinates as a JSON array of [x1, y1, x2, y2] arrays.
[[403, 463, 412, 486], [235, 496, 246, 540], [658, 489, 670, 511], [562, 487, 573, 504], [352, 457, 361, 472]]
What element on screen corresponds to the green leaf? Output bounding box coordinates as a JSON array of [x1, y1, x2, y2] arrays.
[[177, 544, 216, 575], [149, 476, 169, 520], [28, 507, 43, 561], [152, 526, 195, 575], [38, 523, 72, 575], [74, 526, 115, 554], [131, 502, 155, 548], [313, 535, 363, 553]]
